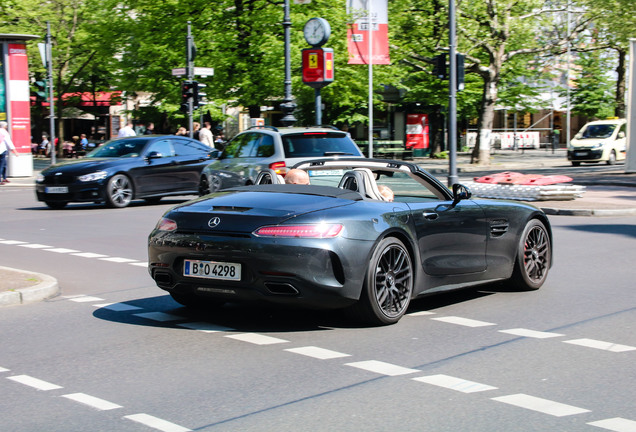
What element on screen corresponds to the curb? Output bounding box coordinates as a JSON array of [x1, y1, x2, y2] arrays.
[[540, 207, 636, 217], [0, 266, 59, 307]]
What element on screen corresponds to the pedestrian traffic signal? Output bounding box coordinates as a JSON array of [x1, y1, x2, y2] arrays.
[[194, 82, 207, 109], [456, 54, 465, 91], [432, 54, 446, 80], [33, 80, 47, 104]]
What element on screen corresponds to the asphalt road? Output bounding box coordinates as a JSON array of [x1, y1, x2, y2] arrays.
[[1, 185, 636, 431]]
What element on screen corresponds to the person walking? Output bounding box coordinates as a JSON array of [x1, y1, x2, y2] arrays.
[[117, 121, 136, 137], [0, 121, 19, 184], [199, 121, 214, 148]]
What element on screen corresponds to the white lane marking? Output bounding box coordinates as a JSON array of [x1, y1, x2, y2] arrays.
[[94, 302, 143, 312], [225, 333, 289, 345], [588, 417, 636, 432], [44, 247, 80, 254], [72, 252, 109, 258], [69, 296, 105, 303], [563, 338, 636, 353], [7, 375, 63, 391], [345, 360, 420, 376], [62, 393, 122, 411], [124, 413, 191, 432], [492, 394, 590, 417], [18, 243, 52, 249], [431, 316, 496, 327], [413, 374, 498, 393], [178, 322, 234, 333], [285, 346, 352, 360], [0, 367, 10, 372], [130, 262, 148, 267], [0, 240, 27, 245], [100, 257, 137, 263], [407, 311, 436, 317], [499, 328, 564, 339], [134, 312, 183, 322]]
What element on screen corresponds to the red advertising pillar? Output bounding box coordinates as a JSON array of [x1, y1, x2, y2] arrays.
[[1, 34, 39, 177]]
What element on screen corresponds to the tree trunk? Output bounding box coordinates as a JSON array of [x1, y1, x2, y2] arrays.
[[615, 48, 626, 118], [471, 72, 498, 165]]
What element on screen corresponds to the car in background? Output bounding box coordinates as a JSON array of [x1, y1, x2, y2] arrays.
[[35, 135, 218, 209], [148, 158, 552, 325], [198, 126, 363, 194], [567, 118, 627, 166]]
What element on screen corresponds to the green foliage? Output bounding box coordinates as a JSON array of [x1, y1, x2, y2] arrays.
[[568, 50, 615, 119]]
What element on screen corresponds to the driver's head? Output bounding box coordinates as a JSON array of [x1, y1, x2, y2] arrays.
[[285, 169, 310, 185]]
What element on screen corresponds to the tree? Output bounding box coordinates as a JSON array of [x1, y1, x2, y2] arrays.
[[568, 50, 615, 119]]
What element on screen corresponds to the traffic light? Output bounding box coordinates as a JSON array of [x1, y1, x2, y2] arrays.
[[34, 80, 47, 104], [181, 81, 195, 113], [194, 82, 207, 109], [456, 54, 465, 91], [432, 54, 446, 80]]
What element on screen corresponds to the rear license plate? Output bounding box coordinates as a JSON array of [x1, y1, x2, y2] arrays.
[[574, 152, 587, 157], [45, 186, 68, 194], [183, 259, 241, 281]]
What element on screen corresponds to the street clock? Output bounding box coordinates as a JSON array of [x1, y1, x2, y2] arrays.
[[303, 17, 331, 47]]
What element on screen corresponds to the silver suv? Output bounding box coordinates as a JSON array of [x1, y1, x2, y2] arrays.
[[199, 126, 364, 194]]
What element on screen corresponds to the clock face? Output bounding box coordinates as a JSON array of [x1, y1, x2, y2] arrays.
[[304, 18, 330, 47]]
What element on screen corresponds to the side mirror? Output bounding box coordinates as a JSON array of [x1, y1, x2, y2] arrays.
[[618, 131, 626, 139], [452, 183, 472, 206], [146, 151, 163, 160]]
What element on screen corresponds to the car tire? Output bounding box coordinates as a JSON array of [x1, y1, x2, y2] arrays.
[[509, 219, 551, 291], [105, 174, 133, 208], [571, 161, 580, 167], [45, 201, 67, 209], [144, 197, 162, 204], [607, 150, 617, 165], [199, 176, 210, 196], [170, 292, 225, 309], [351, 237, 414, 325]]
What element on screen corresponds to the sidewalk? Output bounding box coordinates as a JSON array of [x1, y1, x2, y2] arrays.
[[2, 149, 636, 306]]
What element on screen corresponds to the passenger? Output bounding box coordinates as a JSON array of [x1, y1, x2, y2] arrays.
[[285, 169, 310, 185], [378, 184, 394, 202]]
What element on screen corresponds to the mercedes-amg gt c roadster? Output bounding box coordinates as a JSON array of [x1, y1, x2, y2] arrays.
[[148, 158, 552, 325]]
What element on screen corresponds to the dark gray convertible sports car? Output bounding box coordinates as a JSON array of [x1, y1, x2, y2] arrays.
[[148, 158, 552, 325]]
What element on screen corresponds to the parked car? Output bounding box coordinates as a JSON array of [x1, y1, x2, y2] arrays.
[[198, 126, 363, 194], [148, 158, 552, 325], [567, 118, 627, 166], [35, 135, 218, 209]]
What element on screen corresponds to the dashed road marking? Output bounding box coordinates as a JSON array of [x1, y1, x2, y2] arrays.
[[100, 257, 137, 263], [431, 316, 496, 327], [499, 328, 564, 339], [285, 346, 352, 360], [93, 302, 143, 312], [18, 243, 52, 249], [72, 252, 109, 258], [564, 338, 636, 353], [62, 393, 122, 411], [44, 247, 80, 254], [345, 360, 419, 376], [69, 296, 105, 303], [413, 374, 498, 393], [492, 393, 591, 417], [134, 312, 183, 322], [124, 413, 191, 432], [0, 367, 10, 372], [7, 375, 63, 391], [588, 417, 636, 432], [225, 333, 289, 345], [407, 311, 436, 317], [0, 240, 27, 245]]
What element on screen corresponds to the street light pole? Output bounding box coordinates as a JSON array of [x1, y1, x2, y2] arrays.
[[46, 22, 56, 165], [447, 0, 458, 187], [186, 22, 195, 138], [280, 0, 296, 126]]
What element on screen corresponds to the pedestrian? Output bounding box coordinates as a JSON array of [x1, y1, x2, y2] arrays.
[[0, 121, 19, 184], [199, 121, 214, 148], [117, 121, 136, 137], [175, 127, 187, 136], [39, 134, 50, 157], [144, 122, 155, 135], [192, 122, 201, 140]]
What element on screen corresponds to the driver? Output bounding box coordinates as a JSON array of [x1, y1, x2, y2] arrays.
[[285, 169, 310, 185]]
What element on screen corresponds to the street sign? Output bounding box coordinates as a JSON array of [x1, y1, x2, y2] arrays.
[[171, 67, 214, 77], [172, 67, 186, 76]]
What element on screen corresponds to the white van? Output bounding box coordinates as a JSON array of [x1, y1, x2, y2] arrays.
[[567, 118, 627, 166]]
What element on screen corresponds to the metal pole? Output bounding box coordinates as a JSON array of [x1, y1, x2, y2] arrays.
[[367, 1, 374, 158], [447, 0, 458, 187], [186, 22, 194, 138], [280, 0, 296, 126], [46, 22, 56, 165], [315, 89, 322, 125]]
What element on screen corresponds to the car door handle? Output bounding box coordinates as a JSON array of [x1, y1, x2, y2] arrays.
[[423, 212, 439, 220]]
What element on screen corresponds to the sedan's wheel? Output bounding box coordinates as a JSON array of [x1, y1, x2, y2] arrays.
[[510, 219, 551, 291], [45, 201, 67, 209], [198, 176, 210, 196], [105, 174, 133, 208], [352, 237, 413, 325], [210, 175, 222, 192], [607, 150, 617, 165], [571, 161, 581, 167]]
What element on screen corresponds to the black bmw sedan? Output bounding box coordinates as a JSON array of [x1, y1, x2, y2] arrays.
[[36, 135, 217, 209]]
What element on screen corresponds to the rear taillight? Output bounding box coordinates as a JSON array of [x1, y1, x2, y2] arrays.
[[269, 161, 286, 174], [253, 223, 343, 238], [155, 218, 177, 231]]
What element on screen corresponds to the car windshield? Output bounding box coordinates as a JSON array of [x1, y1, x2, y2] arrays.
[[86, 139, 148, 158], [580, 124, 616, 139], [282, 132, 361, 158]]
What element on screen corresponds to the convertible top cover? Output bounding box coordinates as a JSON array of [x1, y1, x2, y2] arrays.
[[227, 184, 364, 200]]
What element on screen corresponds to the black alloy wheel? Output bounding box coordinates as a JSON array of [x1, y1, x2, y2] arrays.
[[198, 176, 210, 196], [105, 174, 133, 208], [510, 219, 551, 290], [352, 237, 414, 325], [45, 201, 67, 209]]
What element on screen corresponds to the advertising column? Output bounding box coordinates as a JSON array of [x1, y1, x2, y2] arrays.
[[2, 40, 33, 176]]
